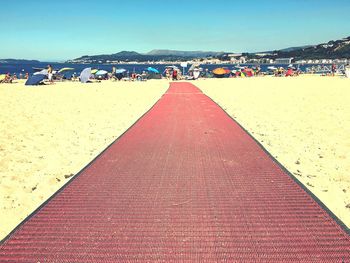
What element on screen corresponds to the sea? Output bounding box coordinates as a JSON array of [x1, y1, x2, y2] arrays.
[[0, 62, 329, 76]]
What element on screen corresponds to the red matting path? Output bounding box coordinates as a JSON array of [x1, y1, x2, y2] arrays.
[[0, 82, 349, 262]]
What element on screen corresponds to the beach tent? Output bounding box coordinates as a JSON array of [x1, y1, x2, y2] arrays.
[[80, 68, 92, 83], [146, 67, 159, 74], [25, 74, 47, 85]]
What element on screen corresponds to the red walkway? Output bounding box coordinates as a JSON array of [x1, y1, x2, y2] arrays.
[[1, 82, 349, 262]]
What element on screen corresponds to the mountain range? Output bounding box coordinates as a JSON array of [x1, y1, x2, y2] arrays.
[[67, 36, 350, 63], [67, 50, 225, 63]]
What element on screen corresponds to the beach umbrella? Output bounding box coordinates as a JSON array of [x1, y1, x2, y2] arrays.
[[80, 68, 91, 83], [212, 68, 227, 75], [146, 67, 159, 74], [58, 67, 75, 73], [34, 69, 48, 76], [25, 74, 47, 85], [91, 69, 99, 74], [95, 70, 108, 76], [115, 69, 126, 74], [115, 69, 127, 80]]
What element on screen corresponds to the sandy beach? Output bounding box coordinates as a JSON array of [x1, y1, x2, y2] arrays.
[[0, 79, 168, 239], [0, 75, 349, 240], [197, 75, 350, 227]]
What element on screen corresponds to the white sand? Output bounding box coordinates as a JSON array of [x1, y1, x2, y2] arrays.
[[0, 79, 168, 239], [197, 75, 350, 227]]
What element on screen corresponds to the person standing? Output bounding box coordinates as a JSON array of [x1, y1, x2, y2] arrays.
[[172, 69, 178, 81], [47, 64, 53, 83], [331, 63, 337, 76], [165, 68, 171, 80]]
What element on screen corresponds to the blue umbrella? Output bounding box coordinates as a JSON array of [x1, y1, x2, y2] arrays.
[[80, 68, 91, 83], [25, 74, 47, 85], [115, 69, 126, 74], [147, 67, 159, 74]]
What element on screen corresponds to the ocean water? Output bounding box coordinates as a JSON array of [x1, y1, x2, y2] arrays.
[[0, 62, 324, 76]]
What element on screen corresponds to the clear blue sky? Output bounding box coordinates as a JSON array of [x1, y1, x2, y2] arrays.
[[1, 0, 349, 61]]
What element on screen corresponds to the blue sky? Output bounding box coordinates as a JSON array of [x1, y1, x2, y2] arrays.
[[1, 0, 349, 61]]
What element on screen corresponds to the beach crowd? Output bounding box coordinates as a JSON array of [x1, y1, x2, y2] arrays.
[[1, 63, 350, 85]]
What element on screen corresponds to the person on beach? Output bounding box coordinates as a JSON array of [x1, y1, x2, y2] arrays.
[[111, 66, 116, 80], [172, 69, 178, 80], [331, 64, 337, 76], [345, 63, 350, 78], [285, 67, 294, 77], [165, 68, 171, 80], [4, 73, 13, 83], [47, 64, 53, 83], [131, 72, 136, 81], [141, 71, 147, 80], [255, 66, 261, 76]]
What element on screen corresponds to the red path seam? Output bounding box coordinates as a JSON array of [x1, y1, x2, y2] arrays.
[[0, 82, 349, 262]]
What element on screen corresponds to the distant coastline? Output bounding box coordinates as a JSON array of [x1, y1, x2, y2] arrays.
[[1, 35, 349, 66]]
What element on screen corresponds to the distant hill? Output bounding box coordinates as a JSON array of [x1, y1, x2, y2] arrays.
[[66, 36, 350, 63], [67, 50, 224, 63], [255, 37, 350, 60], [146, 49, 224, 57], [278, 45, 314, 52], [0, 59, 40, 64]]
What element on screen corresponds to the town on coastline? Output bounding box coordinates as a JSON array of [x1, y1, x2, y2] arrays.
[[66, 55, 349, 66]]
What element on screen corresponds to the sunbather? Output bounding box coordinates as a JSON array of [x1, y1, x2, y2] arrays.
[[4, 73, 13, 83]]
